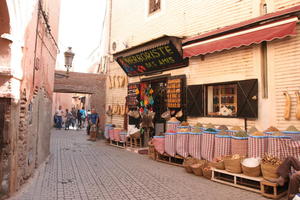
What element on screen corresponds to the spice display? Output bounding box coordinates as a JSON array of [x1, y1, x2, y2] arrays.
[[272, 131, 283, 136], [217, 130, 230, 136], [206, 128, 217, 132], [264, 126, 279, 132], [234, 130, 248, 137], [206, 123, 216, 129], [218, 125, 228, 130], [180, 121, 189, 126], [231, 126, 242, 131], [248, 126, 258, 134], [286, 125, 299, 131], [251, 131, 264, 136], [262, 154, 282, 166], [167, 79, 181, 108], [242, 158, 261, 168]]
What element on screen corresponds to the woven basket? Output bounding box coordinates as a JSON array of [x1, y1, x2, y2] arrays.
[[242, 164, 261, 177], [183, 158, 198, 173], [203, 167, 212, 179], [212, 160, 225, 170], [224, 156, 242, 173], [191, 163, 203, 176], [261, 163, 279, 180]]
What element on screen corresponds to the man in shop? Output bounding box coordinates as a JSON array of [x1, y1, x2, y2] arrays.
[[270, 156, 300, 200], [87, 108, 99, 141], [56, 105, 64, 130]]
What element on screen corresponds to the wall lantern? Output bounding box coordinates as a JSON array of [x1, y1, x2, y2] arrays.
[[64, 47, 75, 73]]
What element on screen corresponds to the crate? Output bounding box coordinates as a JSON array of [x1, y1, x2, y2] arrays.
[[212, 168, 263, 193], [260, 181, 288, 199], [110, 140, 126, 148], [155, 151, 184, 167]]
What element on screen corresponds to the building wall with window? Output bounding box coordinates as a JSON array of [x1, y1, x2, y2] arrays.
[[103, 0, 300, 131]]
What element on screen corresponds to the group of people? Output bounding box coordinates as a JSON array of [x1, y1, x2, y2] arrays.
[[54, 106, 100, 141]]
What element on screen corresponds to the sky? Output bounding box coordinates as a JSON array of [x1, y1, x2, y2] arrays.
[[56, 0, 106, 72]]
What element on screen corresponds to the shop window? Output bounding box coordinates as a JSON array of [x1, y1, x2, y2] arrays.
[[207, 84, 237, 117], [149, 0, 161, 15], [186, 79, 258, 119]]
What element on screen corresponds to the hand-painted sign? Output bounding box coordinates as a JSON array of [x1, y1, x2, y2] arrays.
[[116, 42, 187, 76]]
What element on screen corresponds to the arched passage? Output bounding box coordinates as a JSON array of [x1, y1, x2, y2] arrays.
[[0, 0, 11, 68]]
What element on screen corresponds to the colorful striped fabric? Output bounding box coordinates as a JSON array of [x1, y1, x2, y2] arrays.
[[176, 132, 189, 158], [188, 132, 202, 159], [104, 124, 113, 139], [282, 131, 300, 141], [279, 139, 300, 160], [109, 129, 114, 140], [248, 136, 268, 158], [166, 121, 180, 133], [152, 136, 165, 155], [165, 133, 177, 156], [231, 137, 248, 157], [201, 131, 217, 161], [214, 135, 231, 159], [113, 128, 122, 142], [267, 136, 291, 159], [119, 131, 127, 142]]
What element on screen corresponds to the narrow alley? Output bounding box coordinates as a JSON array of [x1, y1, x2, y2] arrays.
[[10, 130, 265, 200]]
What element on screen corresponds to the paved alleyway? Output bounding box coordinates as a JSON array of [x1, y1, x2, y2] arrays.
[[10, 129, 267, 200]]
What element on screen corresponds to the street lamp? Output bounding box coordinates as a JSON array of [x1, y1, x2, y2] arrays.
[[64, 47, 75, 74]]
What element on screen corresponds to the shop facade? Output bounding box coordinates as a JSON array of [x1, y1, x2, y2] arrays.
[[103, 1, 300, 138]]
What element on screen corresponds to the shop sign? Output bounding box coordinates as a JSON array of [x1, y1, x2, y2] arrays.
[[116, 42, 187, 76]]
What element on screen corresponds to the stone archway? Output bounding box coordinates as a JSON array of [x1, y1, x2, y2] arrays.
[[54, 71, 106, 130]]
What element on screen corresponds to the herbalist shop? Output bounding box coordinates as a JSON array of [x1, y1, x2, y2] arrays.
[[114, 36, 188, 146]]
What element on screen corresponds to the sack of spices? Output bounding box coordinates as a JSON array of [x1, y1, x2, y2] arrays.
[[152, 136, 165, 155], [211, 157, 225, 170], [191, 160, 206, 176], [261, 154, 282, 180], [176, 132, 189, 158], [248, 132, 268, 158], [201, 129, 218, 161], [202, 164, 213, 179], [224, 154, 243, 173], [282, 126, 300, 141], [188, 132, 202, 160], [241, 157, 261, 177], [214, 133, 231, 159], [267, 135, 291, 159], [183, 157, 198, 173], [231, 131, 248, 157], [165, 132, 177, 157]]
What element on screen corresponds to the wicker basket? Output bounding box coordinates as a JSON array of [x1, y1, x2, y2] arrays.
[[212, 160, 225, 170], [224, 156, 242, 173], [261, 163, 279, 180], [242, 164, 261, 177], [191, 163, 203, 176], [183, 158, 198, 173], [203, 167, 212, 179]]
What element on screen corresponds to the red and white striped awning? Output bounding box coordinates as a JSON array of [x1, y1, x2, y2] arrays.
[[183, 17, 298, 58]]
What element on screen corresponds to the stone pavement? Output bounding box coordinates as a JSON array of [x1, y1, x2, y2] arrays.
[[9, 129, 269, 200]]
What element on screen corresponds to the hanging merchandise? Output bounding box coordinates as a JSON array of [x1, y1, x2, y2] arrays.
[[108, 76, 113, 89]]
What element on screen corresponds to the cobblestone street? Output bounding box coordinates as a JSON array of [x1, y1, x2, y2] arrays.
[[10, 129, 267, 200]]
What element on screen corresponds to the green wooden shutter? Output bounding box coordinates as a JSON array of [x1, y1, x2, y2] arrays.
[[237, 79, 258, 118], [187, 85, 204, 117]]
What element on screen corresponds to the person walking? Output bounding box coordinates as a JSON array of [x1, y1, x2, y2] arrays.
[[86, 109, 92, 135], [88, 108, 99, 141], [77, 109, 82, 130], [64, 109, 73, 130], [80, 107, 87, 128], [56, 106, 64, 130], [71, 107, 77, 129]]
